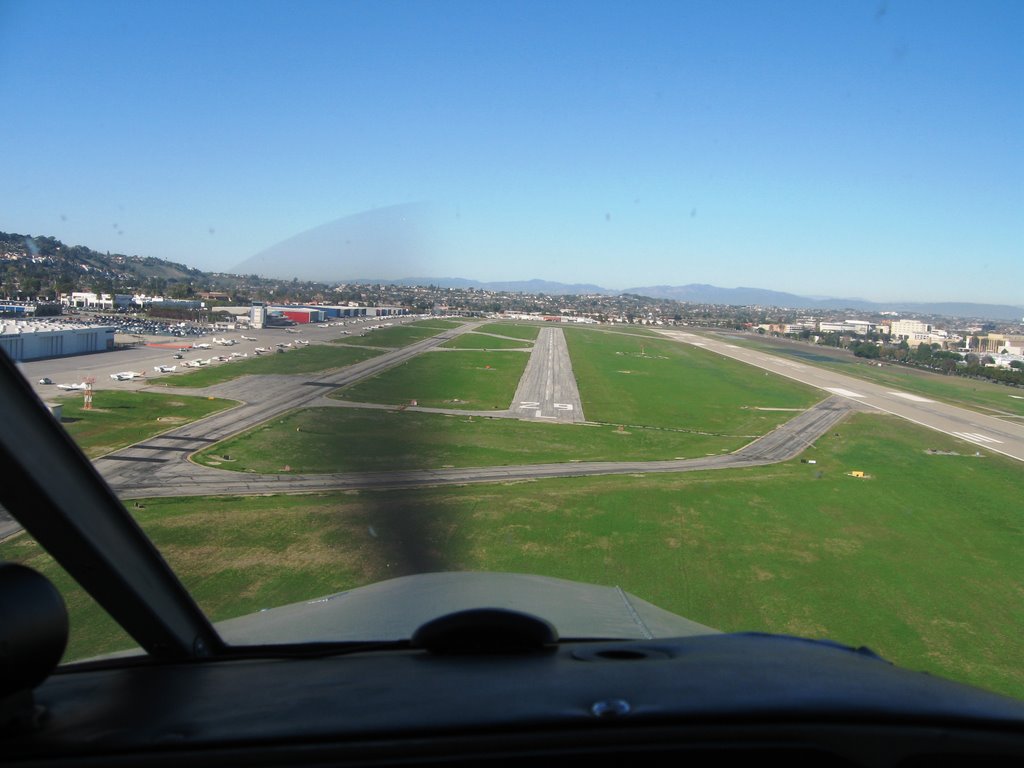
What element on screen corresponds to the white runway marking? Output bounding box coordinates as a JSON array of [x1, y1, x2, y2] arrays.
[[519, 401, 540, 408], [953, 432, 1003, 445], [553, 403, 573, 411], [825, 387, 865, 398], [888, 391, 934, 403], [690, 342, 706, 347], [724, 344, 738, 348]]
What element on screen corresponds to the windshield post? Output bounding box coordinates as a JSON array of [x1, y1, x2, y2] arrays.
[[0, 350, 224, 660]]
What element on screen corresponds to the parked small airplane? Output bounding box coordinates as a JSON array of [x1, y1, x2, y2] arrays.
[[56, 382, 88, 391], [240, 335, 257, 341], [109, 371, 145, 381], [154, 365, 177, 373], [191, 343, 211, 350]]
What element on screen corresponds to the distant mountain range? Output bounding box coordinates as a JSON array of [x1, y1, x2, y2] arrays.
[[620, 284, 1024, 322], [346, 277, 610, 295], [343, 277, 1023, 321], [229, 208, 1020, 321]]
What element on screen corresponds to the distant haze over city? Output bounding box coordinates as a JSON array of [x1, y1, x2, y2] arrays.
[[227, 206, 1022, 319]]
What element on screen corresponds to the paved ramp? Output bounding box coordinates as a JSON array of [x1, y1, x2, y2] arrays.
[[510, 327, 585, 423]]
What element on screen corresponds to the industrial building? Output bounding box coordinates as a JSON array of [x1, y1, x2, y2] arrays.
[[261, 304, 408, 324], [270, 307, 328, 325], [0, 319, 115, 361]]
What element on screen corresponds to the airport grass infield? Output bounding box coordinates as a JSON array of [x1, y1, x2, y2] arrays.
[[55, 391, 236, 458], [439, 333, 533, 350], [4, 413, 1021, 699], [193, 407, 758, 473], [332, 350, 530, 410], [332, 320, 460, 348], [160, 345, 383, 387], [563, 326, 822, 430], [472, 323, 541, 340]]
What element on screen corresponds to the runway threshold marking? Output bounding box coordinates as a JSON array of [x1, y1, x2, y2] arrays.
[[953, 432, 1004, 445], [825, 387, 865, 398], [888, 392, 935, 403]]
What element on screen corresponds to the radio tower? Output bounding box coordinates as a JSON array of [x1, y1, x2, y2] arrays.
[[83, 376, 95, 411]]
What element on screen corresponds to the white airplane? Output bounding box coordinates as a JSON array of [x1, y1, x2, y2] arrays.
[[57, 382, 88, 391], [109, 371, 146, 381], [154, 365, 177, 373], [183, 359, 206, 368], [191, 342, 211, 350], [254, 347, 270, 354], [229, 352, 248, 358], [240, 335, 256, 341], [295, 339, 309, 346], [212, 337, 236, 346]]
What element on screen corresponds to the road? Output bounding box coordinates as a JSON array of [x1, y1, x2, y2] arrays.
[[509, 327, 585, 423], [656, 329, 1024, 463]]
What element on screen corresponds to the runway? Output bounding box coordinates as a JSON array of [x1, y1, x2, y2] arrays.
[[509, 327, 585, 423], [656, 329, 1024, 463], [5, 318, 946, 528]]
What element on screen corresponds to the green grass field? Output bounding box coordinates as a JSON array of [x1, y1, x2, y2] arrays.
[[5, 414, 1021, 698], [439, 333, 533, 349], [722, 334, 1024, 419], [332, 320, 458, 348], [333, 350, 529, 410], [564, 326, 823, 430], [160, 345, 382, 387], [596, 325, 662, 337], [56, 391, 235, 458], [418, 318, 467, 329], [473, 323, 541, 340], [193, 407, 756, 473]]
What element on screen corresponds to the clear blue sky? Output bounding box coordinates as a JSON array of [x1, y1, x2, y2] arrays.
[[1, 0, 1021, 304]]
